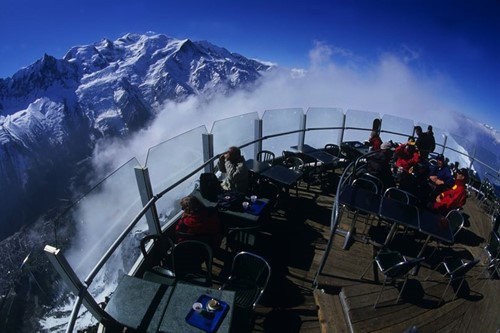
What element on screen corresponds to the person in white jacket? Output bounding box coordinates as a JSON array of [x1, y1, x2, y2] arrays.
[[217, 146, 249, 193]]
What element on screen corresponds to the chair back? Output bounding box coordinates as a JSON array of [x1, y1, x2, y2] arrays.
[[254, 180, 280, 202], [284, 156, 304, 171], [385, 257, 425, 278], [450, 258, 480, 278], [257, 150, 275, 164], [324, 143, 340, 156], [486, 231, 500, 259], [446, 209, 465, 237], [384, 187, 410, 204], [222, 251, 271, 309], [226, 226, 262, 253], [173, 240, 213, 286], [140, 234, 174, 269], [352, 177, 379, 194]]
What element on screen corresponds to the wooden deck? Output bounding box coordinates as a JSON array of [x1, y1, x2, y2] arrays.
[[212, 180, 500, 333]]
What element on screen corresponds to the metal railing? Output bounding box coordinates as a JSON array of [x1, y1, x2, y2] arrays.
[[43, 109, 499, 332]]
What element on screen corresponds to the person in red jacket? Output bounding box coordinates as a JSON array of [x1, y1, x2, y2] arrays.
[[394, 137, 420, 172], [175, 195, 222, 248], [368, 131, 382, 151], [432, 168, 468, 215]]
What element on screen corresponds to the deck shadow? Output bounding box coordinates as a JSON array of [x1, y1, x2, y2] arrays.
[[262, 308, 304, 333]]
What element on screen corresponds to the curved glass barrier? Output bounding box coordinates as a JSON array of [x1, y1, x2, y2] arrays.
[[212, 112, 259, 161], [304, 107, 344, 148], [262, 108, 303, 155], [381, 114, 415, 144], [59, 157, 146, 294], [344, 109, 380, 142], [145, 126, 208, 225]]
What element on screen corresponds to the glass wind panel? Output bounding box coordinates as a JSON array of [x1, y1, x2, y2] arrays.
[[381, 114, 415, 144], [60, 157, 146, 291], [343, 109, 380, 143], [146, 126, 208, 225], [305, 107, 344, 148], [212, 112, 259, 162], [441, 133, 473, 174], [262, 108, 303, 155]]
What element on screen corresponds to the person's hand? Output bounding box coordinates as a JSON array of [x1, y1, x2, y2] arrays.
[[219, 154, 225, 163], [435, 196, 441, 203]]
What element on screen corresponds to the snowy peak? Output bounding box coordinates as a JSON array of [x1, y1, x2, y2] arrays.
[[0, 32, 272, 240]]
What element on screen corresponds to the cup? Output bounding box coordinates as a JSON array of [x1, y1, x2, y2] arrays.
[[192, 302, 203, 313], [242, 201, 249, 210], [250, 195, 257, 203]]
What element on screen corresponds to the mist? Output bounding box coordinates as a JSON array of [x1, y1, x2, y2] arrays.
[[90, 42, 475, 177]]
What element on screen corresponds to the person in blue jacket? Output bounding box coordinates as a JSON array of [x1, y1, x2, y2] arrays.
[[428, 154, 454, 200]]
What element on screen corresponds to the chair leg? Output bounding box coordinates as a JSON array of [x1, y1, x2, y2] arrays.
[[452, 277, 465, 301], [360, 259, 374, 280], [425, 262, 443, 281], [373, 277, 388, 308], [439, 278, 453, 306], [396, 276, 409, 304]]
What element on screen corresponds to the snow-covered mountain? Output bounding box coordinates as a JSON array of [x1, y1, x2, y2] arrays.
[[0, 33, 272, 240]]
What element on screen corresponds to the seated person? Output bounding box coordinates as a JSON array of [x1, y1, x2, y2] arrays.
[[217, 146, 249, 193], [366, 141, 395, 191], [399, 162, 431, 206], [432, 168, 468, 215], [428, 154, 454, 199], [368, 131, 382, 151], [175, 195, 222, 249], [394, 137, 420, 172]]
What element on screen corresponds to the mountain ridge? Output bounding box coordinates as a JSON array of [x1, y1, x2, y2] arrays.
[[0, 32, 272, 239]]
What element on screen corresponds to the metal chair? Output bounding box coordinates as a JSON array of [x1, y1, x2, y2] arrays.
[[425, 256, 480, 305], [140, 235, 176, 285], [256, 150, 275, 165], [284, 156, 304, 195], [361, 250, 424, 308], [447, 209, 465, 238], [324, 143, 340, 156], [225, 225, 263, 254], [221, 251, 271, 309], [479, 231, 500, 279], [384, 187, 410, 204], [172, 240, 213, 287]]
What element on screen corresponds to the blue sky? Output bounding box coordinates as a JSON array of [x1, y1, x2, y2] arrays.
[[1, 0, 499, 130]]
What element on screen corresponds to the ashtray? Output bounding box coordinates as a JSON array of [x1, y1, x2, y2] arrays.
[[206, 298, 220, 311]]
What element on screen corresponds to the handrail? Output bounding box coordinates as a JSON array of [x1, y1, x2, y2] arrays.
[[49, 112, 500, 332]]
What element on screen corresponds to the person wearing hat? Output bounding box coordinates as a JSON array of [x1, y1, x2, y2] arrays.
[[432, 168, 469, 215], [429, 154, 454, 199], [394, 136, 420, 172]]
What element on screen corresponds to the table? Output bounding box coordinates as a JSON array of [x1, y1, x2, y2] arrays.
[[379, 197, 420, 245], [106, 275, 174, 332], [191, 189, 269, 225], [260, 164, 303, 189], [290, 145, 340, 165], [417, 209, 454, 257], [159, 282, 235, 333], [337, 185, 382, 249], [245, 159, 272, 173], [342, 141, 370, 157]]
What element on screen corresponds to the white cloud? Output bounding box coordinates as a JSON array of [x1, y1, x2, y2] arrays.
[[91, 42, 471, 175]]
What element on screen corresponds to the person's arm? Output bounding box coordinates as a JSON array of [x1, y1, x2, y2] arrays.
[[217, 155, 227, 173]]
